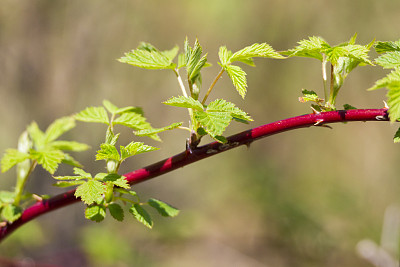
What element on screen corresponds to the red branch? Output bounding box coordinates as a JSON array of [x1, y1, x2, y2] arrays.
[[0, 108, 390, 241]]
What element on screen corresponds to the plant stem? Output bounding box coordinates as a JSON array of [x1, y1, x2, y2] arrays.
[[13, 160, 37, 205], [201, 68, 225, 105], [322, 55, 328, 100], [173, 69, 188, 98], [0, 108, 391, 241]]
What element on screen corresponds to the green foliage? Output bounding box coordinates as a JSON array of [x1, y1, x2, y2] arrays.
[[129, 204, 153, 229], [148, 198, 180, 217]]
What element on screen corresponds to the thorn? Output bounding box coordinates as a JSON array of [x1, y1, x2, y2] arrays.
[[383, 101, 389, 109], [314, 119, 324, 126], [311, 106, 321, 114], [245, 141, 252, 149], [32, 194, 43, 202]]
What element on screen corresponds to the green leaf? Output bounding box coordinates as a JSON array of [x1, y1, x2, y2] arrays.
[[113, 112, 160, 141], [75, 180, 105, 205], [0, 191, 15, 203], [108, 203, 124, 221], [103, 174, 130, 189], [224, 64, 247, 98], [161, 45, 179, 61], [218, 46, 232, 66], [129, 204, 153, 229], [284, 36, 328, 61], [30, 149, 64, 174], [75, 107, 109, 125], [1, 204, 22, 223], [299, 89, 324, 104], [27, 122, 45, 149], [118, 46, 176, 70], [163, 96, 204, 111], [387, 85, 400, 122], [96, 143, 120, 161], [134, 122, 183, 137], [230, 43, 284, 63], [43, 116, 76, 144], [375, 52, 400, 69], [394, 127, 400, 143], [375, 40, 400, 53], [194, 110, 231, 137], [120, 142, 159, 161], [85, 205, 106, 222], [102, 100, 119, 114], [61, 153, 83, 168], [49, 141, 89, 151], [73, 167, 92, 178], [189, 54, 207, 82], [148, 198, 180, 217], [1, 149, 30, 173], [53, 180, 85, 187]]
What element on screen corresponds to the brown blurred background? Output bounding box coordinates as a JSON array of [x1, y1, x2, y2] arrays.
[[1, 0, 400, 266]]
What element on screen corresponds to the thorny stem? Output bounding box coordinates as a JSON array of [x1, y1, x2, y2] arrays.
[[0, 108, 391, 241], [201, 68, 225, 105]]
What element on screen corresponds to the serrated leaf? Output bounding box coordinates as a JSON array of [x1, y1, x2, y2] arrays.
[[134, 122, 183, 137], [102, 100, 119, 114], [163, 96, 204, 111], [187, 39, 202, 76], [62, 153, 83, 168], [75, 107, 109, 125], [343, 104, 357, 110], [224, 64, 247, 98], [73, 167, 92, 178], [118, 47, 176, 70], [299, 89, 324, 104], [120, 142, 158, 161], [1, 204, 22, 223], [113, 112, 159, 141], [75, 180, 105, 205], [85, 205, 106, 222], [1, 149, 30, 173], [375, 40, 400, 53], [103, 174, 130, 189], [394, 127, 400, 143], [189, 54, 207, 82], [129, 204, 153, 228], [194, 110, 231, 137], [148, 198, 179, 217], [387, 85, 400, 122], [177, 53, 186, 69], [230, 43, 284, 63], [283, 36, 328, 60], [49, 141, 89, 151], [44, 117, 76, 144], [27, 122, 45, 149], [218, 46, 232, 66], [108, 203, 124, 221], [161, 45, 179, 61], [30, 149, 64, 174], [96, 143, 120, 161], [53, 181, 85, 187], [375, 52, 400, 69]]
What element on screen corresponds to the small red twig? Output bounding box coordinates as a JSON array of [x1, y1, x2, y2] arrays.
[[0, 108, 390, 241]]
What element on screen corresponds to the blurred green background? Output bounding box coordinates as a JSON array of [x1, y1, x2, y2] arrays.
[[1, 0, 400, 266]]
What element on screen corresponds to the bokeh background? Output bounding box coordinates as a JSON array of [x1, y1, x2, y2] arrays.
[[1, 1, 400, 266]]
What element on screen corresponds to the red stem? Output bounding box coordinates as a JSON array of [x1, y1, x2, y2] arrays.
[[0, 108, 390, 241]]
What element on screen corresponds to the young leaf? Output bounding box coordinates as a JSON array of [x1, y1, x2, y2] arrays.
[[102, 100, 119, 114], [299, 89, 324, 104], [163, 96, 204, 111], [230, 43, 284, 64], [118, 46, 176, 70], [96, 143, 120, 161], [49, 141, 90, 151], [113, 112, 159, 142], [108, 203, 124, 221], [75, 107, 109, 125], [1, 204, 22, 223], [134, 122, 183, 137], [1, 149, 30, 173], [387, 86, 400, 122], [224, 64, 247, 98], [129, 204, 153, 229], [102, 174, 130, 189], [85, 205, 106, 222], [148, 198, 180, 217], [369, 68, 400, 91], [218, 46, 232, 66], [0, 191, 15, 204], [43, 117, 76, 144], [343, 104, 357, 110], [120, 142, 159, 161], [73, 167, 92, 178], [375, 40, 400, 53], [194, 110, 231, 137], [27, 122, 45, 149], [375, 52, 400, 69], [284, 36, 328, 60], [75, 180, 105, 205], [30, 149, 65, 174]]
